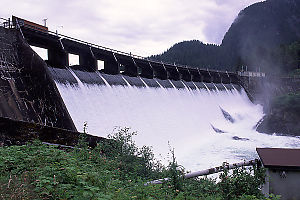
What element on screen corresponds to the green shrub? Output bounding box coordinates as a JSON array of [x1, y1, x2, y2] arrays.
[[0, 127, 269, 199], [218, 163, 266, 200]]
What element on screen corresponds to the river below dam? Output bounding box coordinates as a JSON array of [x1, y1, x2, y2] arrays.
[[52, 68, 300, 171]]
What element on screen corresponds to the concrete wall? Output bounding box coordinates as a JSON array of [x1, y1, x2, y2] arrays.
[[263, 168, 300, 200], [0, 27, 76, 131], [0, 117, 103, 147], [240, 76, 300, 110]]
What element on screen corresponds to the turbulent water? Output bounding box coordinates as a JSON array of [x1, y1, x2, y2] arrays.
[[54, 69, 300, 171]]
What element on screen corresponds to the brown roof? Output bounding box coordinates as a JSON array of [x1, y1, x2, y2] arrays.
[[256, 148, 300, 168]]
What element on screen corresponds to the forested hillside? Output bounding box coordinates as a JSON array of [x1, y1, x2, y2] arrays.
[[150, 40, 222, 69], [151, 0, 300, 74]]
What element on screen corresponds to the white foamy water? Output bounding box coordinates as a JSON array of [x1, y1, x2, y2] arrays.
[[55, 72, 300, 171]]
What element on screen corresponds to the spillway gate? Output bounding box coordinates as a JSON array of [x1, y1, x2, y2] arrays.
[[10, 16, 239, 85]]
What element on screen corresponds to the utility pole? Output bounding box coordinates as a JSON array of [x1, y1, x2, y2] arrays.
[[43, 18, 48, 27], [56, 25, 63, 35]]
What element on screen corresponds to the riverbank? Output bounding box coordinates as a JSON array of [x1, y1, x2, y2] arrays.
[[0, 128, 272, 200]]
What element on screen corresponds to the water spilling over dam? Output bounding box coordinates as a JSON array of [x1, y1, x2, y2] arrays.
[[50, 67, 300, 171], [1, 17, 299, 171]]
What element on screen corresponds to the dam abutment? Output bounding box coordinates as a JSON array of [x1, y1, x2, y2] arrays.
[[0, 26, 76, 131]]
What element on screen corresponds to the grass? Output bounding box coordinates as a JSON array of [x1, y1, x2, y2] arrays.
[[0, 127, 280, 200]]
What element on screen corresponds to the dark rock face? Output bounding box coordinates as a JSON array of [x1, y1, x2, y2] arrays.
[[0, 27, 76, 131], [232, 136, 249, 141], [211, 124, 226, 133], [220, 107, 235, 123], [257, 113, 300, 136], [257, 93, 300, 136]]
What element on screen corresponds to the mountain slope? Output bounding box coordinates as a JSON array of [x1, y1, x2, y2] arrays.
[[222, 0, 300, 73], [151, 0, 300, 74], [149, 40, 224, 69]]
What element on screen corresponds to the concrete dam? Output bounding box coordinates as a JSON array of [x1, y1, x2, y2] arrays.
[[0, 17, 299, 170]]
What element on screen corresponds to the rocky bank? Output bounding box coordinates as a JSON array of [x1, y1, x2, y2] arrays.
[[257, 92, 300, 136]]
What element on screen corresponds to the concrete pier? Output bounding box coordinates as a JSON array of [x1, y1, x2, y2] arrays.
[[18, 22, 240, 85]]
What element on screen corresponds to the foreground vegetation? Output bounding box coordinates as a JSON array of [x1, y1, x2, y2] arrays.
[[0, 128, 279, 199]]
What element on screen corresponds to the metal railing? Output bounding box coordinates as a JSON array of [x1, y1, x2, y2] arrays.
[[0, 17, 14, 28], [15, 19, 149, 61], [238, 71, 266, 77]]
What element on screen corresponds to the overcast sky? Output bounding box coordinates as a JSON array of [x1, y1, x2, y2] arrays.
[[1, 0, 262, 57]]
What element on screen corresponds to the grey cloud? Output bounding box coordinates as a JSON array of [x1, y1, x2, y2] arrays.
[[1, 0, 262, 56]]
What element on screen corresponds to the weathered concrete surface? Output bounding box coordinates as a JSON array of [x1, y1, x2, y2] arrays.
[[263, 169, 300, 200], [0, 27, 76, 131], [240, 76, 300, 110], [0, 117, 104, 147]]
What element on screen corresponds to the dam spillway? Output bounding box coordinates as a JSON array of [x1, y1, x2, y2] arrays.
[[0, 17, 299, 171], [49, 67, 300, 170]]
